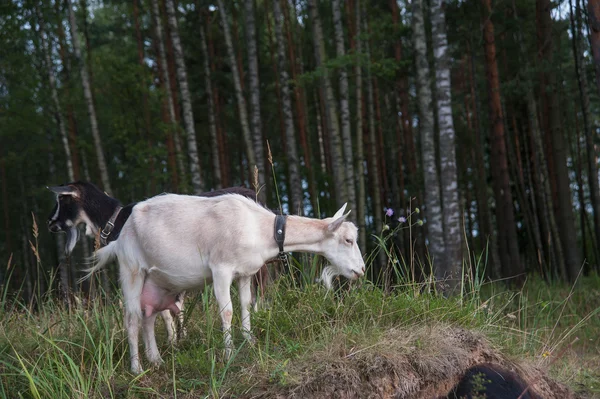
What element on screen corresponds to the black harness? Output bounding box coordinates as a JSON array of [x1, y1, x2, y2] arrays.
[[99, 203, 136, 246], [273, 214, 289, 267]]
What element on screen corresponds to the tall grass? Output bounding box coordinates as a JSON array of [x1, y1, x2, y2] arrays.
[[0, 214, 598, 398]]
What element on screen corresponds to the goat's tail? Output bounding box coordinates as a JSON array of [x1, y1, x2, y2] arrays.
[[78, 242, 118, 283]]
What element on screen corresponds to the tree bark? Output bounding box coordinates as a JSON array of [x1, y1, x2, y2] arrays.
[[199, 19, 222, 189], [66, 0, 113, 195], [217, 0, 257, 180], [332, 0, 357, 221], [133, 0, 156, 193], [354, 0, 367, 251], [481, 0, 523, 285], [165, 0, 204, 193], [431, 0, 462, 291], [587, 0, 600, 97], [245, 0, 266, 196], [538, 0, 581, 282], [273, 0, 303, 213], [308, 0, 347, 208], [39, 8, 75, 182], [579, 0, 600, 267], [412, 0, 446, 279]]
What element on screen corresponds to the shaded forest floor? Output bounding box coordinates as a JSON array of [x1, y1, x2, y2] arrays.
[[0, 270, 599, 398]]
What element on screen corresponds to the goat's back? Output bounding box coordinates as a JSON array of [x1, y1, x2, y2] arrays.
[[114, 194, 275, 289]]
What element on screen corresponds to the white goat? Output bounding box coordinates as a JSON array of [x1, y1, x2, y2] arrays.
[[82, 193, 365, 374]]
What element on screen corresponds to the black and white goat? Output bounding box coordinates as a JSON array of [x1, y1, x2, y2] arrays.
[[77, 191, 365, 374], [47, 181, 260, 343]]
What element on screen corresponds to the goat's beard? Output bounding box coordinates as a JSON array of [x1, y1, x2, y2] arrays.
[[317, 266, 339, 290], [65, 226, 80, 255]]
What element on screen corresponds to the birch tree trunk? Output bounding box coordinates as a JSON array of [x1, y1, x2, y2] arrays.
[[412, 0, 446, 278], [308, 0, 347, 208], [332, 0, 357, 220], [200, 22, 222, 189], [481, 0, 523, 284], [354, 0, 367, 251], [273, 0, 303, 213], [245, 0, 266, 195], [66, 0, 113, 195], [431, 0, 462, 291], [39, 9, 74, 182], [165, 0, 204, 194], [217, 0, 257, 179]]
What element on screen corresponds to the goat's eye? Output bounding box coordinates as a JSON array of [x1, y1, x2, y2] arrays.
[[345, 238, 353, 245]]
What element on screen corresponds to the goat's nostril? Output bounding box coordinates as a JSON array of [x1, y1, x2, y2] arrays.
[[361, 267, 365, 273]]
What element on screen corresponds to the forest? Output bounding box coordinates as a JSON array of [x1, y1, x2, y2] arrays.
[[2, 0, 600, 299], [1, 0, 600, 396]]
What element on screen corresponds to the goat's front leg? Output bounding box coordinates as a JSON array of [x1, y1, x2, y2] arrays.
[[237, 275, 256, 344], [212, 271, 234, 359], [142, 312, 164, 366], [121, 272, 145, 374]]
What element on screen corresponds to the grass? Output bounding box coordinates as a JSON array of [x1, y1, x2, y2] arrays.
[[1, 223, 599, 398]]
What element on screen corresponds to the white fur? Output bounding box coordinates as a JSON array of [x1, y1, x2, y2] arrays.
[[82, 193, 365, 374]]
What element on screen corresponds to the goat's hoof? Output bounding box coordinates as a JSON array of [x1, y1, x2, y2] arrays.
[[131, 365, 144, 375], [244, 334, 257, 346]]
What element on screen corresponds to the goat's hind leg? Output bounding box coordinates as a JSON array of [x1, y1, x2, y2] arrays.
[[160, 310, 176, 344], [142, 312, 164, 367]]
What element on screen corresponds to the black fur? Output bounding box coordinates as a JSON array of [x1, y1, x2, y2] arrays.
[[48, 182, 259, 249], [445, 363, 539, 399]]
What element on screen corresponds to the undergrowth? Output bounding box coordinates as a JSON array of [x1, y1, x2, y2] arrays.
[[0, 219, 598, 398]]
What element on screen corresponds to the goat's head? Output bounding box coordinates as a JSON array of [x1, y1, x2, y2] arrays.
[[321, 203, 365, 281], [47, 181, 114, 254]]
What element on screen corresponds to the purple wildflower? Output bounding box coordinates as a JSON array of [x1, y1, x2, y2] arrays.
[[385, 208, 394, 217], [398, 216, 407, 224]]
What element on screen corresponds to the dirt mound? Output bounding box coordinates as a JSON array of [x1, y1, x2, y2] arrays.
[[252, 325, 578, 399]]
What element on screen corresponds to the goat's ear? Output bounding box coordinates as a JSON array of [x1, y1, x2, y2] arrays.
[[328, 210, 350, 232], [331, 203, 348, 220], [48, 185, 79, 197]]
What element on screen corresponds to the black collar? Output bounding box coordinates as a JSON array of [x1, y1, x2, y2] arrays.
[[274, 214, 287, 254], [100, 206, 122, 246]]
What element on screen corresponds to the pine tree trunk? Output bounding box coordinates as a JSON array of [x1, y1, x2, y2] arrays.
[[431, 0, 462, 291], [588, 0, 600, 97], [481, 0, 523, 284], [39, 9, 75, 182], [66, 0, 113, 194], [133, 0, 156, 193], [199, 20, 222, 189], [413, 0, 446, 279], [538, 0, 581, 282], [217, 0, 257, 179], [165, 0, 204, 193], [54, 0, 81, 181], [579, 0, 600, 267], [273, 0, 303, 213], [282, 0, 317, 212], [245, 0, 266, 195], [332, 0, 357, 220], [354, 0, 367, 251], [466, 41, 500, 278], [308, 0, 347, 208], [152, 0, 183, 191], [206, 11, 230, 187]]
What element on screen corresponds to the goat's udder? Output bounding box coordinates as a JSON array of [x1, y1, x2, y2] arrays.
[[141, 279, 181, 318]]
